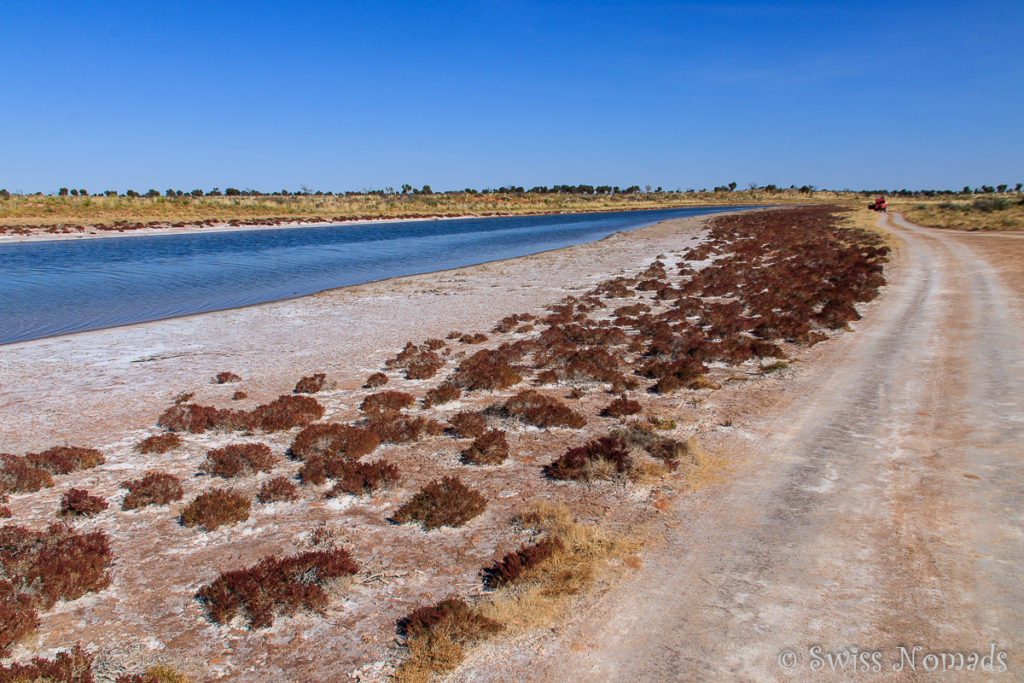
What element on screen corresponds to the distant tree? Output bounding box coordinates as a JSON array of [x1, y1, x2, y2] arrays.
[[70, 189, 79, 196], [644, 185, 652, 193], [145, 189, 160, 198], [190, 189, 203, 197], [728, 182, 737, 191], [208, 187, 223, 196], [58, 187, 69, 196], [981, 185, 995, 194], [996, 184, 1007, 193], [165, 188, 176, 197], [655, 186, 663, 193], [421, 185, 432, 195], [176, 190, 184, 197], [126, 189, 139, 198], [624, 185, 640, 194], [79, 189, 87, 196], [1016, 183, 1023, 193], [798, 185, 815, 194], [225, 187, 241, 196], [0, 189, 10, 200]]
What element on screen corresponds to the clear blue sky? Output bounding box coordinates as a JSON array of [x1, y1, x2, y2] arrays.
[[2, 1, 1021, 193]]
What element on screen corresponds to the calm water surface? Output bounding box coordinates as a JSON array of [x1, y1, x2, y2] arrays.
[[0, 206, 752, 345]]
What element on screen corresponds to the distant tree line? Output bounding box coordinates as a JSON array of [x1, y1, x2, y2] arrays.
[[2, 182, 1022, 200]]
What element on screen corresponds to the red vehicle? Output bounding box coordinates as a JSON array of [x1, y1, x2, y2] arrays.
[[868, 196, 887, 212]]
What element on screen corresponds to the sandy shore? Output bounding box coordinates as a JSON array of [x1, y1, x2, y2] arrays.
[[0, 214, 711, 454]]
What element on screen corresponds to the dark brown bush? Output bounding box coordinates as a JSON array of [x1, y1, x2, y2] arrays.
[[423, 383, 461, 407], [462, 429, 509, 465], [325, 460, 400, 497], [601, 396, 643, 418], [59, 488, 108, 517], [290, 423, 380, 460], [202, 443, 277, 478], [360, 390, 415, 413], [248, 394, 325, 431], [121, 471, 184, 510], [365, 412, 425, 443], [0, 582, 37, 658], [424, 338, 446, 350], [197, 548, 358, 629], [399, 597, 501, 643], [27, 446, 105, 475], [483, 538, 564, 588], [535, 369, 558, 385], [0, 454, 53, 493], [364, 372, 389, 388], [393, 476, 487, 529], [135, 432, 181, 454], [294, 372, 327, 394], [453, 348, 523, 391], [232, 390, 248, 400], [448, 411, 488, 438], [215, 371, 241, 384], [386, 342, 444, 380], [544, 436, 632, 481], [157, 402, 246, 433], [180, 488, 251, 531], [459, 332, 488, 344], [256, 477, 299, 504], [499, 390, 587, 429], [0, 645, 95, 679]]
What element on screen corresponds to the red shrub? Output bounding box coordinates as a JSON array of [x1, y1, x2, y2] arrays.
[[0, 454, 53, 493], [180, 488, 251, 531], [135, 432, 181, 454], [256, 477, 299, 504], [325, 460, 400, 497], [393, 476, 487, 529], [500, 390, 587, 429], [544, 437, 631, 481], [59, 488, 108, 517], [294, 372, 327, 394], [484, 538, 564, 587], [365, 412, 425, 443], [215, 371, 241, 384], [197, 548, 358, 629], [365, 372, 389, 388], [535, 369, 558, 385], [601, 396, 643, 418], [386, 342, 444, 380], [248, 394, 325, 431], [453, 348, 523, 391], [459, 332, 488, 344], [423, 383, 461, 407], [448, 411, 488, 438], [27, 446, 105, 475], [462, 429, 509, 465], [202, 443, 277, 478], [157, 402, 245, 433], [399, 597, 501, 642], [360, 390, 415, 413], [121, 471, 184, 510], [424, 338, 446, 350], [290, 423, 380, 460], [0, 645, 94, 679], [232, 390, 248, 400]]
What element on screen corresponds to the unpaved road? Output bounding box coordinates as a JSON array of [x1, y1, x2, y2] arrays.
[[456, 214, 1024, 680]]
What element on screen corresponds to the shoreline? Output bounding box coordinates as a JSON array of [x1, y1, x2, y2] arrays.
[[0, 203, 761, 244]]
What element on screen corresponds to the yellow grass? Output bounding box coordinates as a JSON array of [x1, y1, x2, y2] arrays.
[[893, 196, 1024, 231]]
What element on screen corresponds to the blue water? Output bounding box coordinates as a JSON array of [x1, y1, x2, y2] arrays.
[[0, 206, 752, 345]]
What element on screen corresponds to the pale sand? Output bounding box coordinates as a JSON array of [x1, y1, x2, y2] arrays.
[[0, 214, 711, 454]]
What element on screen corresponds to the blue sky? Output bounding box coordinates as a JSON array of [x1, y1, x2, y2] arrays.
[[2, 1, 1021, 193]]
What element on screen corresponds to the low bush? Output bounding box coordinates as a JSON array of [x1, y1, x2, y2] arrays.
[[365, 372, 389, 388], [157, 403, 246, 433], [232, 390, 248, 400], [202, 443, 277, 479], [393, 477, 487, 530], [0, 645, 95, 679], [453, 349, 523, 391], [180, 488, 250, 531], [423, 383, 461, 408], [115, 664, 191, 683], [534, 369, 558, 385], [215, 371, 241, 384], [256, 477, 298, 504], [459, 333, 488, 344], [0, 583, 37, 658], [290, 423, 380, 460], [294, 372, 327, 394], [483, 538, 564, 588], [601, 396, 643, 418], [365, 412, 425, 443], [386, 342, 444, 380], [544, 436, 631, 481], [197, 548, 358, 629], [135, 432, 181, 454], [248, 394, 325, 431], [499, 390, 587, 429], [121, 472, 184, 510], [325, 460, 400, 497], [448, 411, 487, 438], [462, 430, 509, 465], [0, 454, 53, 493], [59, 488, 108, 517], [27, 446, 105, 475], [396, 597, 503, 681], [361, 391, 415, 413]]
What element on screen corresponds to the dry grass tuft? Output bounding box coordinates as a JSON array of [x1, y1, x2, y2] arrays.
[[179, 488, 251, 531], [135, 432, 182, 454]]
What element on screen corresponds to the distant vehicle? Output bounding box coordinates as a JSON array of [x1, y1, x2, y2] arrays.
[[868, 196, 887, 212]]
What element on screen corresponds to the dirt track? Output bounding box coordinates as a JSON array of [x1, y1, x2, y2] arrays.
[[455, 214, 1024, 680]]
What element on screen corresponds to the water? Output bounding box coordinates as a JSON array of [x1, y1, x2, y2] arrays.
[[0, 206, 751, 345]]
